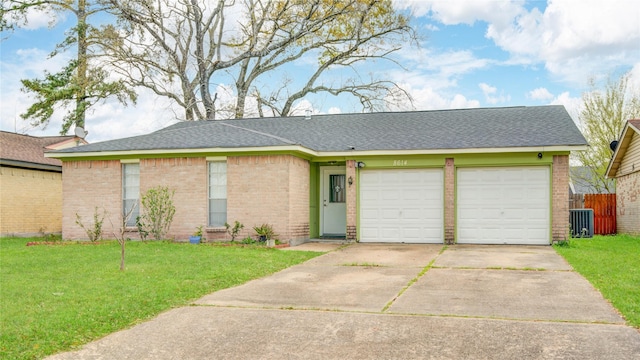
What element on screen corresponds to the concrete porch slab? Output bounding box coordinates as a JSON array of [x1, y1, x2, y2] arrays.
[[281, 242, 346, 252]]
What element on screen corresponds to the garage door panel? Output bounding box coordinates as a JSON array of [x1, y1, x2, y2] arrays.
[[457, 167, 550, 245], [360, 169, 443, 243]]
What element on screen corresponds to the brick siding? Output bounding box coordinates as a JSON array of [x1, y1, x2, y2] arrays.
[[346, 160, 357, 241], [616, 170, 640, 234], [62, 160, 122, 240], [227, 155, 310, 243], [552, 155, 570, 242], [140, 157, 208, 240], [0, 167, 63, 236], [61, 155, 310, 242], [444, 158, 455, 244]]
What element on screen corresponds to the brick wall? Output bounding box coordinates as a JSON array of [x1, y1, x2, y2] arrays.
[[288, 156, 311, 240], [345, 160, 357, 241], [616, 170, 640, 235], [444, 158, 455, 244], [62, 160, 121, 240], [552, 155, 570, 242], [140, 157, 208, 240], [0, 167, 63, 236], [227, 155, 310, 243], [61, 155, 311, 242]]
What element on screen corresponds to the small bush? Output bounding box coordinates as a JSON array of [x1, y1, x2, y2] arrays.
[[139, 186, 176, 240], [225, 221, 244, 242], [241, 237, 256, 244], [75, 207, 106, 242]]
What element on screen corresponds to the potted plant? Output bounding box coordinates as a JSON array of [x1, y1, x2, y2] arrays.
[[253, 223, 276, 247], [189, 225, 204, 244]]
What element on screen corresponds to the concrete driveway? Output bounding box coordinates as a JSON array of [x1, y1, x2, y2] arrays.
[[48, 243, 640, 359]]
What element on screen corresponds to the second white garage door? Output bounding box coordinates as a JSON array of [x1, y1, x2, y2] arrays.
[[360, 168, 443, 243], [457, 167, 550, 245]]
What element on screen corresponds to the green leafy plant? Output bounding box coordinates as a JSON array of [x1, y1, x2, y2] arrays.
[[193, 225, 204, 237], [139, 186, 176, 240], [253, 223, 277, 242], [225, 221, 244, 242], [135, 216, 149, 241], [241, 237, 256, 244], [75, 207, 106, 242]]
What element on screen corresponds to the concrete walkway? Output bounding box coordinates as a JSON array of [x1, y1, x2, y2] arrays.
[[48, 244, 640, 359]]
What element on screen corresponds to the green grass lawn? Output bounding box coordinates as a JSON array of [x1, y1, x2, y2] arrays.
[[554, 234, 640, 328], [0, 237, 323, 360]]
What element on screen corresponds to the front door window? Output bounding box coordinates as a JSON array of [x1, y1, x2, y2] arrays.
[[330, 174, 345, 203]]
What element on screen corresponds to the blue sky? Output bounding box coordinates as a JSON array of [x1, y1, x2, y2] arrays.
[[1, 0, 639, 143]]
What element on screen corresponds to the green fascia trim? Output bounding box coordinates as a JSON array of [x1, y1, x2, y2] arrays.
[[309, 163, 320, 238], [57, 150, 314, 162], [351, 155, 446, 169], [453, 151, 568, 166], [309, 157, 348, 163]]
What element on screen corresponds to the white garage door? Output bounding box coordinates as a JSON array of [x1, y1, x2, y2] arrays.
[[457, 167, 550, 245], [360, 169, 443, 243]]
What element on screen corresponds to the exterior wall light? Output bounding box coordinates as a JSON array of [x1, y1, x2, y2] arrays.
[[357, 161, 366, 168], [348, 176, 353, 186]]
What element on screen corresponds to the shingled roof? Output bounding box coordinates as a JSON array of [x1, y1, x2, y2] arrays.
[[0, 131, 80, 170], [50, 105, 587, 156]]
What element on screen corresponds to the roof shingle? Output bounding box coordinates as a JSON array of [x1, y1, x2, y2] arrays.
[[0, 131, 78, 167], [52, 105, 588, 154]]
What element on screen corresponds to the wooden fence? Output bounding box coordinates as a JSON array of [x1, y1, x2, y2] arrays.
[[583, 194, 617, 235]]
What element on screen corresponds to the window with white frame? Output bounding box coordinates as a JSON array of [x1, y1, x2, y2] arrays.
[[209, 161, 227, 227], [122, 163, 140, 226]]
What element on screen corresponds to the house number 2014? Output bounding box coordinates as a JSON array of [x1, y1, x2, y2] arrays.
[[392, 160, 408, 166]]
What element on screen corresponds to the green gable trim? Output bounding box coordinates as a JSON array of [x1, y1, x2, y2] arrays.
[[309, 163, 320, 238]]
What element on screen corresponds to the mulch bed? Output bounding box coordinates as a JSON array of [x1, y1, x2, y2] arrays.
[[26, 241, 107, 247]]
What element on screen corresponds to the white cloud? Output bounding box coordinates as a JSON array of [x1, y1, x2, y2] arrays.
[[390, 82, 480, 111], [479, 82, 510, 104], [0, 48, 73, 135], [550, 91, 583, 127], [394, 0, 524, 26], [399, 0, 640, 86], [528, 87, 554, 101], [21, 6, 64, 30]]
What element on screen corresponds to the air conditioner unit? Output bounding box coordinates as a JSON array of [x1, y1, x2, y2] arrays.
[[569, 209, 594, 238]]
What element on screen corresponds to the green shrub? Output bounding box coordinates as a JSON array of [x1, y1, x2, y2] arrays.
[[139, 186, 176, 240]]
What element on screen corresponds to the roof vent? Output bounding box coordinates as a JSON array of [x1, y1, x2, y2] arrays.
[[304, 109, 311, 120], [610, 140, 618, 152]]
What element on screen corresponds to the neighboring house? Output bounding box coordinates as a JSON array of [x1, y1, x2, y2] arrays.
[[569, 166, 615, 195], [606, 119, 640, 235], [48, 105, 587, 245], [0, 131, 86, 236]]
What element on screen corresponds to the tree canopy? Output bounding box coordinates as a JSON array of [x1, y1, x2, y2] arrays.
[[104, 0, 415, 120], [2, 0, 136, 134], [573, 71, 640, 193]]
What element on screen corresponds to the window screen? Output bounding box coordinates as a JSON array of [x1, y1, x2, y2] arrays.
[[122, 163, 140, 226], [209, 162, 227, 226]]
